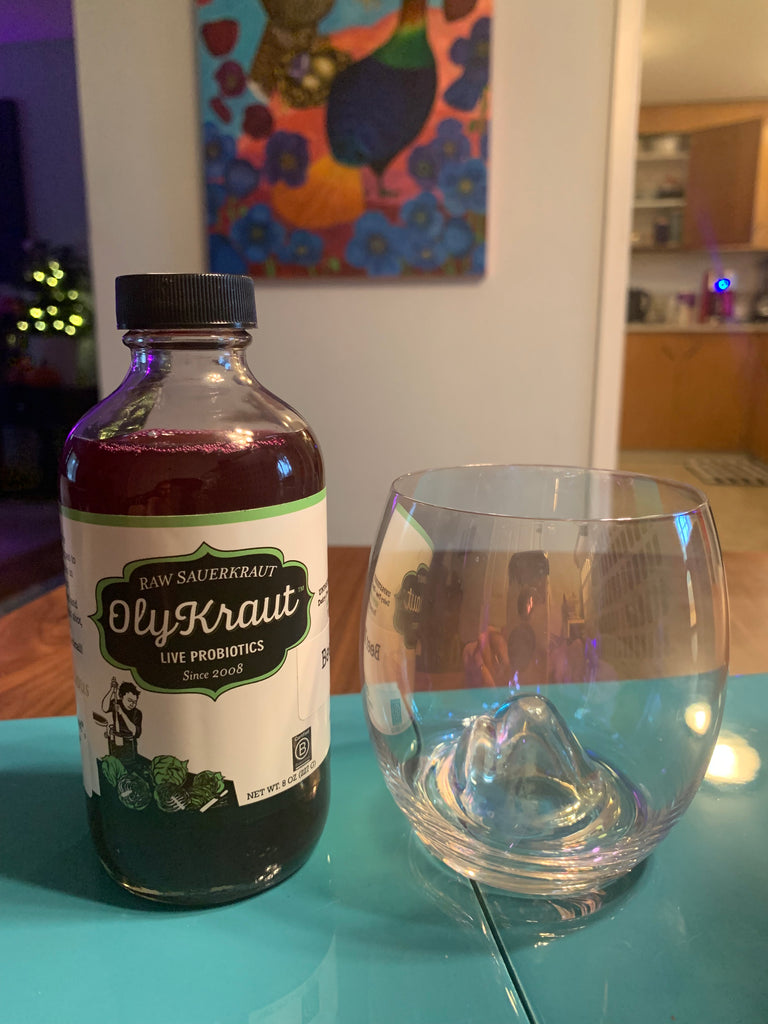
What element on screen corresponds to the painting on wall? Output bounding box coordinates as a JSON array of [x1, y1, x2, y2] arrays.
[[195, 0, 492, 279]]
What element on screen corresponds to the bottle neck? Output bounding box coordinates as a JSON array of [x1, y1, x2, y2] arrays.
[[122, 329, 254, 382]]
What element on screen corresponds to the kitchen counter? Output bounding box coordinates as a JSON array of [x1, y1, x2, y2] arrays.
[[627, 321, 768, 333]]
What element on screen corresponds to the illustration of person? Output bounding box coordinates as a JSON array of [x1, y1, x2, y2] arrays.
[[102, 678, 143, 759]]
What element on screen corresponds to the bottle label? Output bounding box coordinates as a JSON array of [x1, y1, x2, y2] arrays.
[[60, 493, 329, 809]]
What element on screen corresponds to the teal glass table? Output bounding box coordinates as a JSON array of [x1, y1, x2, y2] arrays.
[[1, 675, 765, 1023]]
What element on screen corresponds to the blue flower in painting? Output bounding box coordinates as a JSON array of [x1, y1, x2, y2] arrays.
[[408, 143, 441, 190], [279, 229, 324, 267], [206, 184, 227, 227], [209, 233, 248, 274], [224, 158, 260, 198], [346, 212, 404, 277], [203, 122, 235, 182], [470, 242, 486, 275], [439, 158, 487, 216], [265, 131, 309, 187], [402, 233, 449, 272], [445, 17, 491, 112], [433, 119, 471, 166], [401, 192, 444, 241], [231, 204, 284, 263], [443, 217, 475, 258]]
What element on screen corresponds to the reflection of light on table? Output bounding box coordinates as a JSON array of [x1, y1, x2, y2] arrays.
[[705, 730, 761, 785]]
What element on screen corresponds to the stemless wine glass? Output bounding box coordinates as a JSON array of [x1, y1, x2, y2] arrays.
[[361, 466, 728, 897]]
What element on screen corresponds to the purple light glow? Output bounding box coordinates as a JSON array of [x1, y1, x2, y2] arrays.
[[0, 0, 72, 45]]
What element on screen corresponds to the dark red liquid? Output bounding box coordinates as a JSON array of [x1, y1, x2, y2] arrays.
[[60, 428, 323, 516], [60, 428, 329, 905]]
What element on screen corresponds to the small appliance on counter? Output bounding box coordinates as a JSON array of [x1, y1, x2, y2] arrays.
[[627, 288, 651, 323], [700, 269, 737, 323], [674, 292, 696, 326]]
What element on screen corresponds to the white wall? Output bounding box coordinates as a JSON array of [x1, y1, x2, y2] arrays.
[[73, 0, 640, 545]]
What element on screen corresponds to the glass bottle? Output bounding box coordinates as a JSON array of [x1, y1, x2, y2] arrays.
[[59, 273, 330, 905]]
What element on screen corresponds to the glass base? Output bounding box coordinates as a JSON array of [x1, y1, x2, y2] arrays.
[[388, 695, 663, 897]]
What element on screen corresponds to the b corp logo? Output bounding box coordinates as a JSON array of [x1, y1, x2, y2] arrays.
[[292, 727, 312, 769]]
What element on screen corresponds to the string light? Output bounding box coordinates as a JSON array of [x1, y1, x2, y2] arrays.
[[14, 247, 92, 343]]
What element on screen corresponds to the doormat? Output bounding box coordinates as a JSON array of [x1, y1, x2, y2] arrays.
[[685, 454, 768, 487]]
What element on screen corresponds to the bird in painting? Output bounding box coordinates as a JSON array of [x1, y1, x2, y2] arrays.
[[325, 0, 437, 195], [268, 0, 479, 227]]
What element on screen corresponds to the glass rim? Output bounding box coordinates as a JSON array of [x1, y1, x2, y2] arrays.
[[389, 463, 712, 522]]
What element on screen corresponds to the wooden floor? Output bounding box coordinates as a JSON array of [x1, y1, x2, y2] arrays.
[[0, 499, 62, 609], [620, 450, 768, 674], [1, 454, 767, 724], [720, 551, 768, 675]]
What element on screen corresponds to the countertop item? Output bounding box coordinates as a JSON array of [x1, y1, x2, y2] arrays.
[[0, 682, 766, 1023]]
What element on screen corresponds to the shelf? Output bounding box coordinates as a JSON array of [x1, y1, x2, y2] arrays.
[[636, 151, 689, 162], [633, 198, 686, 209], [631, 245, 684, 253]]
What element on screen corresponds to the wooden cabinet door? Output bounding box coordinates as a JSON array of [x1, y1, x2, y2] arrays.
[[620, 334, 677, 449], [621, 333, 754, 451], [748, 340, 768, 460], [674, 335, 753, 449], [682, 120, 762, 247]]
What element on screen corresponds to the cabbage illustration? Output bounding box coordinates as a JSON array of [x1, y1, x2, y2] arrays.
[[117, 773, 152, 810], [188, 770, 225, 809], [150, 754, 188, 788], [154, 784, 191, 813], [100, 755, 126, 787]]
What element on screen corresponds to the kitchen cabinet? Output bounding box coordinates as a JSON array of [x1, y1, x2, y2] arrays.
[[632, 112, 768, 252], [620, 331, 756, 450], [632, 141, 689, 250], [682, 119, 768, 249], [748, 342, 768, 461]]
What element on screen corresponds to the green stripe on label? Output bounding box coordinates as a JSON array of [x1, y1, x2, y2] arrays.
[[60, 489, 326, 528]]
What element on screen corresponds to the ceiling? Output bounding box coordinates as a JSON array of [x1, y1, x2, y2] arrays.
[[0, 0, 766, 103], [641, 0, 768, 104]]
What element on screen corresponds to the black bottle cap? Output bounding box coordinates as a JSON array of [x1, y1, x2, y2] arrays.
[[115, 273, 257, 329]]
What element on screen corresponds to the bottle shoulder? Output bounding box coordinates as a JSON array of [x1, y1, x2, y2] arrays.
[[60, 370, 324, 515], [67, 371, 312, 441]]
